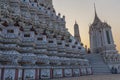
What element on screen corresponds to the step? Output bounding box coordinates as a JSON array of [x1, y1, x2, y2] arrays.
[[86, 54, 111, 74], [93, 72, 111, 75]]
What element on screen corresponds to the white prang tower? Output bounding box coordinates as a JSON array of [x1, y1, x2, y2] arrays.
[[89, 4, 117, 54], [88, 4, 120, 74], [74, 21, 81, 43]]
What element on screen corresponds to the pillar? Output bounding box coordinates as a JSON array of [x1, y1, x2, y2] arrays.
[[50, 68, 53, 79], [35, 68, 39, 80], [72, 68, 74, 77], [103, 29, 108, 45], [109, 30, 114, 44], [22, 69, 24, 80], [62, 68, 64, 77], [86, 68, 88, 75], [1, 68, 4, 80], [15, 69, 19, 80], [79, 68, 82, 76], [39, 68, 41, 79], [91, 67, 93, 75]]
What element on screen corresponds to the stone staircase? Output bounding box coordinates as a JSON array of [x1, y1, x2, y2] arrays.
[[86, 54, 111, 75]]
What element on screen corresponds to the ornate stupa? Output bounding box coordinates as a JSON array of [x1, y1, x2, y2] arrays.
[[0, 0, 92, 79]]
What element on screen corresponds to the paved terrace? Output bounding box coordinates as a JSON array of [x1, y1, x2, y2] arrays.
[[51, 74, 120, 80]]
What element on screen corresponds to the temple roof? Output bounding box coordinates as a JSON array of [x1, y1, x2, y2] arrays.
[[92, 4, 102, 25], [89, 4, 111, 33]]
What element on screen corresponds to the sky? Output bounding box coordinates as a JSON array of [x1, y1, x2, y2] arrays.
[[53, 0, 120, 52]]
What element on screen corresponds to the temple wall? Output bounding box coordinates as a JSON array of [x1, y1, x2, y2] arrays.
[[0, 67, 92, 79], [18, 69, 22, 80], [4, 69, 15, 80], [53, 69, 63, 78], [24, 69, 35, 80], [0, 0, 93, 79], [64, 69, 72, 77], [73, 69, 80, 76], [41, 69, 51, 79]]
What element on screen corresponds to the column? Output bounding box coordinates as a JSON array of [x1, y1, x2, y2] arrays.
[[72, 68, 74, 77], [103, 29, 108, 45], [91, 67, 93, 75], [22, 69, 24, 80], [62, 68, 64, 77], [1, 68, 4, 80], [50, 68, 53, 78], [90, 34, 93, 52], [109, 30, 114, 44], [79, 68, 82, 76], [15, 69, 19, 80], [86, 68, 88, 75], [35, 68, 39, 80], [39, 69, 41, 79], [101, 30, 105, 45]]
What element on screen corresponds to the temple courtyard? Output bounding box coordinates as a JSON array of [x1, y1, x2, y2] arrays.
[[51, 74, 120, 80]]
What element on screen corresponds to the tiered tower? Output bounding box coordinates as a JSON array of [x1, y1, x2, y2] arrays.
[[74, 21, 81, 43], [89, 4, 118, 55], [0, 0, 92, 79], [88, 4, 120, 74]]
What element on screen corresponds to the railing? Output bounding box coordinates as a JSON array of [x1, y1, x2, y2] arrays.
[[34, 49, 47, 53], [2, 34, 18, 39], [35, 43, 47, 49], [20, 38, 34, 42], [19, 47, 33, 51], [0, 44, 18, 49], [21, 54, 37, 62], [1, 38, 19, 43], [48, 51, 57, 54], [65, 48, 73, 53]]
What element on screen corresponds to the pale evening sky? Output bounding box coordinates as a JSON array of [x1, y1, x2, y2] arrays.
[[53, 0, 120, 52]]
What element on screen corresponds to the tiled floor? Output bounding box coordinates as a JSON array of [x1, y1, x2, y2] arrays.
[[51, 74, 120, 80]]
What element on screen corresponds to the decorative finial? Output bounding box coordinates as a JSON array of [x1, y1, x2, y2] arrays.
[[94, 3, 97, 17], [75, 20, 77, 24], [93, 2, 101, 22]]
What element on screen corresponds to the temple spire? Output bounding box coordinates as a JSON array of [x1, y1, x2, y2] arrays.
[[94, 3, 97, 17], [74, 21, 81, 42], [75, 20, 77, 24], [93, 3, 101, 24]]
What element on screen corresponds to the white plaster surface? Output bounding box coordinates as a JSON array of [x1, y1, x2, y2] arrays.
[[41, 69, 50, 78], [87, 68, 92, 74], [53, 69, 62, 78], [64, 69, 72, 77], [4, 69, 15, 80], [24, 69, 35, 80], [18, 69, 22, 80], [73, 69, 80, 76], [81, 68, 86, 75]]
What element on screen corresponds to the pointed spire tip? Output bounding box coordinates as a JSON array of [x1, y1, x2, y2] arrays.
[[75, 20, 77, 24], [94, 3, 97, 16]]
